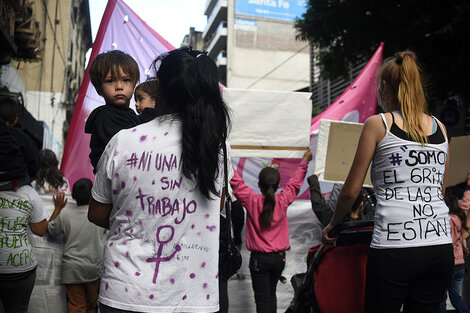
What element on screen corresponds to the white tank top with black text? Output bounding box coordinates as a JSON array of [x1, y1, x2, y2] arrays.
[[370, 113, 451, 249]]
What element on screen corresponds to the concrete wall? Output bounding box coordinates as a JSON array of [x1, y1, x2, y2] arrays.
[[227, 3, 310, 91]]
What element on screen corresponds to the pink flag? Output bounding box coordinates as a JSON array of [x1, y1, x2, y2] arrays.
[[310, 43, 384, 135], [61, 0, 174, 186], [233, 43, 384, 199]]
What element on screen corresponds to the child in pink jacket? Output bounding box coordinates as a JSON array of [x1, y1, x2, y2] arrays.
[[440, 173, 470, 313], [230, 148, 312, 313]]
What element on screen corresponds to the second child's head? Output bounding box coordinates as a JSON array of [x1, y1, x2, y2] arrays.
[[134, 81, 158, 114], [72, 178, 93, 206], [258, 167, 281, 230], [89, 50, 140, 107]]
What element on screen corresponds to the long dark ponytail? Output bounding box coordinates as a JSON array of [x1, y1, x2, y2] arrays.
[[153, 48, 230, 199], [258, 167, 280, 230]]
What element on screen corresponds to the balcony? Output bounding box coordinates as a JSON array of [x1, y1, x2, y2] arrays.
[[204, 0, 218, 16], [203, 0, 227, 41], [216, 50, 227, 67], [206, 22, 227, 60]]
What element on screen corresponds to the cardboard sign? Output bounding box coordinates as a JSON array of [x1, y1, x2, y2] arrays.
[[224, 88, 312, 158], [447, 135, 470, 187], [315, 120, 372, 186]]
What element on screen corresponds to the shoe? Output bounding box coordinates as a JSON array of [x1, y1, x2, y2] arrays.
[[280, 276, 287, 284]]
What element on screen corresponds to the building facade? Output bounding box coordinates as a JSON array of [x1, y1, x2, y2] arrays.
[[0, 0, 91, 155], [201, 0, 310, 90]]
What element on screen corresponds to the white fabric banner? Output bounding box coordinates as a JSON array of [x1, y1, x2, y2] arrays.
[[224, 88, 312, 158]]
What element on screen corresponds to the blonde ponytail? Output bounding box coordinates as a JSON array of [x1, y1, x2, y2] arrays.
[[396, 51, 428, 145]]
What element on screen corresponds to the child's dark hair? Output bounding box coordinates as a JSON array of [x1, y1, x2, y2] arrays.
[[152, 47, 230, 199], [35, 149, 68, 191], [351, 192, 364, 213], [89, 50, 140, 95], [72, 178, 93, 206], [258, 167, 281, 230], [445, 187, 468, 231], [0, 95, 18, 123], [135, 80, 158, 100]]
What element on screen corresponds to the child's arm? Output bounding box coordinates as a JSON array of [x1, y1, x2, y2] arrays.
[[230, 167, 257, 209], [278, 149, 312, 208], [308, 174, 333, 227], [47, 192, 67, 235]]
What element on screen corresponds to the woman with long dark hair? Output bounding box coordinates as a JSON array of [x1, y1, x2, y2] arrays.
[[33, 149, 70, 194], [322, 51, 453, 313], [88, 47, 231, 313]]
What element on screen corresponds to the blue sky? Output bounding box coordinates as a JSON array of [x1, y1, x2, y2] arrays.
[[89, 0, 207, 47]]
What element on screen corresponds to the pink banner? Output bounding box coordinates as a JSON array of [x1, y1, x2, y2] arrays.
[[61, 0, 174, 186], [233, 43, 384, 199]]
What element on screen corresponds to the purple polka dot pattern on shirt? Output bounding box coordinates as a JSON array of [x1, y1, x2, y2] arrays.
[[112, 189, 118, 195], [125, 210, 133, 217], [152, 180, 155, 185], [114, 261, 120, 267], [114, 151, 119, 156], [190, 273, 195, 279], [114, 173, 119, 178], [164, 132, 168, 136], [149, 294, 154, 299], [182, 295, 187, 300], [140, 135, 147, 142], [105, 282, 109, 290], [152, 136, 157, 140], [107, 144, 111, 148], [206, 294, 210, 300], [191, 224, 195, 229], [203, 283, 208, 289], [170, 278, 175, 284], [201, 262, 206, 268], [121, 181, 126, 189], [133, 176, 137, 182], [125, 287, 128, 292], [109, 242, 114, 247], [125, 251, 130, 257], [132, 128, 137, 132], [135, 272, 141, 276], [205, 213, 210, 218]]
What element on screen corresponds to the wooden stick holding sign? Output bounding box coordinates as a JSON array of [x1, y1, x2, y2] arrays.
[[315, 119, 372, 187], [223, 88, 312, 158]]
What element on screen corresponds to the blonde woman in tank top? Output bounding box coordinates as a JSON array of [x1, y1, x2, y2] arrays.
[[322, 51, 453, 313]]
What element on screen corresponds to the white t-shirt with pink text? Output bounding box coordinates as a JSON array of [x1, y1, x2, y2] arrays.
[[92, 115, 232, 312]]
